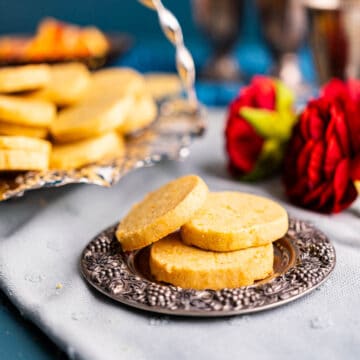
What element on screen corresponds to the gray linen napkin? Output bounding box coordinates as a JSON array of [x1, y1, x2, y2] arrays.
[[0, 109, 359, 360]]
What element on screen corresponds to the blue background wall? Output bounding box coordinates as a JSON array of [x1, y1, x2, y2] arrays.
[[0, 0, 261, 42]]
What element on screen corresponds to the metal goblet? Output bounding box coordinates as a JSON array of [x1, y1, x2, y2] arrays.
[[256, 0, 307, 91], [191, 0, 244, 81]]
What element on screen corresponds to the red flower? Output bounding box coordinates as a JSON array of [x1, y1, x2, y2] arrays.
[[283, 79, 360, 213], [225, 76, 295, 180]]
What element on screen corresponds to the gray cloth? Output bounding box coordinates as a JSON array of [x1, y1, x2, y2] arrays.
[[0, 109, 359, 360]]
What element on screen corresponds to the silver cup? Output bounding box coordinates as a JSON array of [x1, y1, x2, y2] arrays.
[[191, 0, 244, 81], [256, 0, 307, 91], [306, 0, 360, 84]]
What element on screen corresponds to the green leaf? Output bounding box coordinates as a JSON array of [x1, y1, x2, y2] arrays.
[[239, 138, 284, 181], [240, 107, 294, 141], [274, 80, 295, 113]]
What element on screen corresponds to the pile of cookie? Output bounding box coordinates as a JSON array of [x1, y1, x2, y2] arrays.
[[0, 63, 181, 171], [116, 175, 289, 290]]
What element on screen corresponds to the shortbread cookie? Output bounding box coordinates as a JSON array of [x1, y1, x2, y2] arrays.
[[0, 64, 50, 93], [116, 175, 209, 251], [27, 63, 91, 106], [0, 150, 49, 170], [84, 68, 146, 101], [0, 122, 48, 138], [0, 95, 56, 127], [144, 73, 182, 99], [181, 192, 288, 252], [51, 94, 134, 142], [50, 132, 125, 169], [150, 232, 274, 290], [0, 136, 51, 171], [120, 94, 157, 134], [0, 135, 51, 152]]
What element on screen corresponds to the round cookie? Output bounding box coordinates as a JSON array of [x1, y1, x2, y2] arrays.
[[0, 136, 51, 171], [116, 175, 209, 251], [27, 63, 91, 106], [84, 68, 146, 101], [150, 232, 274, 290], [0, 122, 48, 139], [0, 95, 56, 127], [144, 73, 182, 99], [50, 132, 125, 170], [0, 64, 50, 93], [181, 192, 288, 252], [0, 150, 49, 171], [120, 94, 157, 134], [0, 136, 51, 152], [51, 94, 134, 143]]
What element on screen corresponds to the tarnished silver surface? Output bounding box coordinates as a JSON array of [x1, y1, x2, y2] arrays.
[[80, 218, 336, 317], [0, 100, 206, 201], [0, 1, 202, 201]]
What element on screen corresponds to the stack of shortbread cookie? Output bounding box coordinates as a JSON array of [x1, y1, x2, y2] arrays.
[[0, 63, 181, 172], [116, 175, 288, 290]]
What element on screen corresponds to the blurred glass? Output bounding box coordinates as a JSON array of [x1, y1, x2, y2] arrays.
[[256, 0, 307, 91], [306, 0, 360, 84], [191, 0, 244, 81]]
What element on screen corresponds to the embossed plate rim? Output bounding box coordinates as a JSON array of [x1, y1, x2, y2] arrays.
[[80, 217, 336, 317]]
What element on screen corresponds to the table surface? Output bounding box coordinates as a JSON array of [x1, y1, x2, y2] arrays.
[[0, 109, 359, 360]]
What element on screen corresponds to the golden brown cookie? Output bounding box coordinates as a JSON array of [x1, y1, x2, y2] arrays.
[[0, 122, 48, 138], [0, 95, 56, 127], [116, 175, 209, 251], [50, 93, 134, 143], [50, 132, 125, 169], [119, 93, 157, 134], [26, 63, 91, 106], [150, 232, 274, 290], [0, 136, 51, 171], [144, 73, 182, 99], [181, 192, 288, 252], [0, 135, 51, 152], [0, 64, 50, 93], [84, 67, 146, 101]]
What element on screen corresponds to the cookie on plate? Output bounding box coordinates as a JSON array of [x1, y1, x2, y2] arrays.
[[181, 192, 288, 252], [0, 64, 50, 93], [150, 232, 274, 290], [116, 175, 209, 251], [84, 68, 146, 101], [0, 136, 51, 171], [144, 73, 182, 99], [120, 93, 157, 135], [0, 95, 56, 127], [0, 122, 48, 138], [27, 63, 91, 106], [50, 131, 125, 170], [51, 93, 134, 143]]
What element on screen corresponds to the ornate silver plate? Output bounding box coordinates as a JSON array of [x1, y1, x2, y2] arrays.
[[80, 218, 336, 317]]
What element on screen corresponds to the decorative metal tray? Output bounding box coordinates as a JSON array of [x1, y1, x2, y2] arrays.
[[0, 0, 203, 201], [0, 100, 205, 201], [80, 218, 336, 317]]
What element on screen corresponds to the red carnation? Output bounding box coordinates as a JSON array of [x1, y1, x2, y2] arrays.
[[283, 79, 360, 213], [225, 76, 295, 180]]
